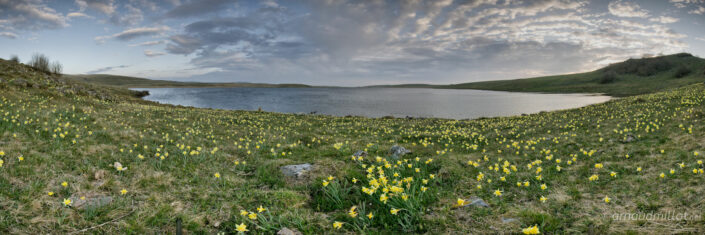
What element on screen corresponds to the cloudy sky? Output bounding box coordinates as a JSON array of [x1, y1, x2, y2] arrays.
[[1, 0, 704, 85]]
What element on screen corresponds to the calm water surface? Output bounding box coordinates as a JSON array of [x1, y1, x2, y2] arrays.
[[134, 87, 611, 119]]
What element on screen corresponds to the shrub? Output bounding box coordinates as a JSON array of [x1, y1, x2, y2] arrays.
[[9, 55, 19, 63], [600, 71, 617, 84], [28, 53, 63, 75], [50, 61, 63, 75], [29, 53, 50, 73], [674, 66, 691, 78]]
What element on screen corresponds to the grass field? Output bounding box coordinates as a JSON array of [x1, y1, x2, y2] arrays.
[[1, 58, 704, 234]]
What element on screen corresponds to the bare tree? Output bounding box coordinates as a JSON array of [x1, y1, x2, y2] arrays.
[[51, 61, 63, 75], [29, 53, 50, 73]]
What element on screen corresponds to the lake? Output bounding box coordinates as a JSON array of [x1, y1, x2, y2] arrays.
[[133, 87, 611, 120]]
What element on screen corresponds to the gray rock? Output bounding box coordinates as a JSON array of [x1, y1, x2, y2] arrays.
[[277, 227, 302, 235], [11, 78, 28, 87], [502, 217, 518, 223], [353, 150, 368, 157], [621, 134, 637, 143], [388, 145, 411, 159], [463, 197, 489, 208], [68, 195, 113, 209], [280, 164, 313, 178]]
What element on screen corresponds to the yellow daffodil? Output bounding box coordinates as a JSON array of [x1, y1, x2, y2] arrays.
[[333, 221, 343, 229], [522, 225, 540, 234], [235, 223, 248, 232]]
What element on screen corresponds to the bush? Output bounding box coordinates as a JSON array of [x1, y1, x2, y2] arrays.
[[674, 66, 691, 78], [28, 53, 63, 75], [600, 71, 617, 84], [29, 53, 50, 73], [9, 55, 19, 63], [50, 61, 63, 75]]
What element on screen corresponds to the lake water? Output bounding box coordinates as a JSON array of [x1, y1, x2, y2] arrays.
[[134, 87, 611, 120]]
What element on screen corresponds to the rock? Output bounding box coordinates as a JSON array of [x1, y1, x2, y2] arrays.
[[280, 164, 313, 178], [277, 227, 302, 235], [388, 145, 411, 159], [132, 90, 150, 98], [11, 78, 28, 87], [353, 150, 368, 157], [463, 197, 489, 208], [502, 217, 519, 223], [68, 195, 113, 209], [621, 134, 637, 143]]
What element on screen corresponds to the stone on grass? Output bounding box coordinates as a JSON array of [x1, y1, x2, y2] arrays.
[[388, 145, 411, 159], [277, 227, 302, 235], [353, 150, 368, 157], [621, 134, 637, 143], [280, 163, 313, 178], [463, 197, 489, 208], [68, 195, 113, 209]]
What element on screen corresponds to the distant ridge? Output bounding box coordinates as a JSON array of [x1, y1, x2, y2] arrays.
[[369, 53, 705, 96], [64, 74, 314, 88]]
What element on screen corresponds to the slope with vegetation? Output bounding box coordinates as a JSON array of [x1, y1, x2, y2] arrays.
[[374, 53, 705, 97], [0, 57, 704, 234]]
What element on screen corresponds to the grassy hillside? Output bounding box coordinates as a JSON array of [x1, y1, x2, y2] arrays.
[[65, 74, 313, 88], [442, 53, 705, 96], [372, 53, 705, 97], [1, 58, 705, 234]]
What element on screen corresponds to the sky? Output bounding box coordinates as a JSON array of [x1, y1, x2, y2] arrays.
[[1, 0, 705, 86]]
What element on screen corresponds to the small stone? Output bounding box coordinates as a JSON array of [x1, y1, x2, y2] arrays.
[[621, 134, 637, 143], [353, 150, 368, 157], [68, 195, 113, 209], [280, 164, 313, 178], [463, 197, 489, 208], [388, 145, 411, 159], [277, 227, 302, 235], [502, 217, 518, 223]]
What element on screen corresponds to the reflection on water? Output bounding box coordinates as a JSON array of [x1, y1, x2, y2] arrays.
[[133, 87, 611, 120]]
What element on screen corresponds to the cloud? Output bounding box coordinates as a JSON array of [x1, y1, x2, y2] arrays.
[[75, 0, 116, 15], [163, 0, 236, 18], [0, 0, 68, 31], [86, 65, 129, 74], [95, 26, 170, 43], [129, 40, 166, 47], [608, 0, 649, 18], [109, 4, 143, 26], [649, 16, 679, 24], [156, 0, 690, 85], [0, 31, 18, 39], [67, 12, 92, 19], [144, 50, 166, 57], [690, 6, 705, 14]]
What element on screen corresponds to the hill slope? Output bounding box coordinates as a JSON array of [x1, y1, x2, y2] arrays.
[[64, 74, 313, 88], [375, 53, 705, 96], [1, 58, 705, 234]]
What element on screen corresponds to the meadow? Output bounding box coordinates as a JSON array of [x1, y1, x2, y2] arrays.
[[1, 58, 704, 234]]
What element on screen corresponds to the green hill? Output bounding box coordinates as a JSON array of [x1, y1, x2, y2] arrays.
[[442, 53, 705, 96], [64, 74, 313, 88], [373, 53, 705, 97]]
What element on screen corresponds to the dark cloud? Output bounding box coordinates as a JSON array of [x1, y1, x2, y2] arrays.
[[86, 65, 129, 74], [95, 26, 169, 42]]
